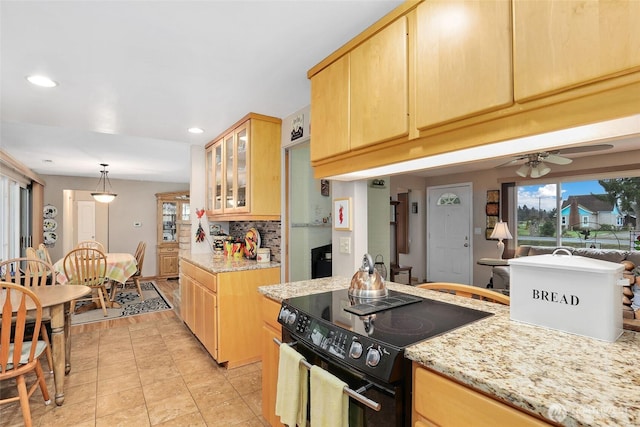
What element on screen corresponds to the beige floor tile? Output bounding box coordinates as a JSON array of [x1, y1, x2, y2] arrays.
[[98, 339, 133, 355], [146, 392, 199, 425], [199, 396, 256, 427], [137, 363, 182, 386], [225, 362, 261, 379], [130, 325, 161, 339], [63, 379, 97, 402], [229, 370, 262, 396], [231, 417, 270, 427], [242, 389, 263, 417], [189, 378, 240, 408], [97, 369, 141, 397], [71, 354, 99, 372], [96, 403, 151, 427], [96, 385, 146, 418], [98, 348, 136, 365], [97, 358, 138, 382], [152, 411, 207, 427], [64, 366, 98, 388], [38, 397, 96, 427], [142, 376, 188, 402]]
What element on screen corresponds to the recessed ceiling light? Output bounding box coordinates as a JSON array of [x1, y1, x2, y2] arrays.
[[26, 75, 58, 88], [188, 127, 204, 134]]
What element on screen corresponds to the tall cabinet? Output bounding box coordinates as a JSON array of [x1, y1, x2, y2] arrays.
[[156, 191, 190, 278]]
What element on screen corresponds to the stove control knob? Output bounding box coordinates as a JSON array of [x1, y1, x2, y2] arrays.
[[366, 348, 381, 367], [349, 341, 363, 359], [279, 308, 290, 322], [286, 312, 297, 325]]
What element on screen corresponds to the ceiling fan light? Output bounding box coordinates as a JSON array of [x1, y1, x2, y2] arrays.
[[530, 161, 551, 178], [516, 164, 530, 177]]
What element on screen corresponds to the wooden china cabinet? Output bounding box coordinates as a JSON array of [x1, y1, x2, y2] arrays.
[[156, 191, 190, 278]]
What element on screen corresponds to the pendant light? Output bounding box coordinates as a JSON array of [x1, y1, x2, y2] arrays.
[[91, 163, 117, 203]]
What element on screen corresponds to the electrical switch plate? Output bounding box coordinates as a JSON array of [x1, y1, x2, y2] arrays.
[[339, 237, 351, 254], [474, 227, 481, 235]]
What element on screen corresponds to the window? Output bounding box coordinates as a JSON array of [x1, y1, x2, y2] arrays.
[[437, 192, 460, 205], [515, 176, 639, 250]]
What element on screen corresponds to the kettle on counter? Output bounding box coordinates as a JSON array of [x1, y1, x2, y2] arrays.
[[349, 253, 388, 298]]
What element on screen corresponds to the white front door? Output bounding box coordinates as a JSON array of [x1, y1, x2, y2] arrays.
[[77, 200, 96, 242], [427, 183, 472, 284]]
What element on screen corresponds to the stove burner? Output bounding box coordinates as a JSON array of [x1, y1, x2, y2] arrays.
[[376, 314, 435, 337]]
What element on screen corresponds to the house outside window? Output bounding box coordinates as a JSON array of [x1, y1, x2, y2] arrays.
[[515, 177, 638, 251]]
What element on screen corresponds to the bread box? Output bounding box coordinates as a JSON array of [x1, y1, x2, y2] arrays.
[[509, 249, 625, 342]]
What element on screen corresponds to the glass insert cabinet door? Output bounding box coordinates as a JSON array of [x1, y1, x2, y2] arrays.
[[162, 201, 178, 242], [205, 121, 250, 215]]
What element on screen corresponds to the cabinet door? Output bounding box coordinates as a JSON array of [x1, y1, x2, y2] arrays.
[[202, 288, 218, 360], [159, 249, 178, 277], [229, 122, 250, 214], [205, 146, 214, 211], [350, 17, 408, 149], [261, 296, 284, 427], [513, 0, 640, 101], [181, 275, 196, 331], [160, 201, 178, 243], [210, 140, 224, 213], [415, 0, 512, 130], [310, 55, 350, 162]]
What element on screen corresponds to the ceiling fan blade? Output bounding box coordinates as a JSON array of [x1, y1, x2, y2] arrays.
[[497, 158, 523, 167], [544, 153, 572, 165], [556, 144, 613, 155]]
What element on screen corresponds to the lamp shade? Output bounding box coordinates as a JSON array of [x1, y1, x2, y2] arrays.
[[490, 222, 512, 240], [91, 163, 117, 203]]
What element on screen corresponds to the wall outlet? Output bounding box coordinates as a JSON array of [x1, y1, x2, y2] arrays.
[[339, 237, 351, 254]]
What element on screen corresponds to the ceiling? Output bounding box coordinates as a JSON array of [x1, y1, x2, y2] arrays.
[[2, 1, 638, 186], [0, 0, 404, 183]]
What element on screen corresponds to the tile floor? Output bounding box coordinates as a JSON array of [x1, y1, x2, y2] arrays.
[[0, 280, 268, 427]]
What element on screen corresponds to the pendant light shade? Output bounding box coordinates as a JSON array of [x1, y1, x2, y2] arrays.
[[91, 163, 117, 203]]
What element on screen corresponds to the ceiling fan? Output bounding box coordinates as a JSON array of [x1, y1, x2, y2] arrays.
[[503, 144, 614, 178]]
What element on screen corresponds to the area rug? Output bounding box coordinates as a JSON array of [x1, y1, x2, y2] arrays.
[[71, 281, 172, 325]]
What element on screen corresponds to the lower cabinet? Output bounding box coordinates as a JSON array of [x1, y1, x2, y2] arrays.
[[180, 259, 280, 368], [261, 296, 284, 427], [158, 246, 179, 278], [412, 363, 551, 426]]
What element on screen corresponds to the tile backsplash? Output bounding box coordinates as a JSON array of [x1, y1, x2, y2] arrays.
[[229, 221, 281, 263]]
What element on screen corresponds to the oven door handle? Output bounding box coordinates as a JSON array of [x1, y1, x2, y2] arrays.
[[273, 337, 382, 411]]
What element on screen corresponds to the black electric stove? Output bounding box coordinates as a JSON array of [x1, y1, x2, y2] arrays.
[[279, 288, 492, 384]]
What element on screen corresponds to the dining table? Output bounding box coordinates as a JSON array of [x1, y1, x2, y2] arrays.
[[6, 285, 92, 406], [53, 252, 138, 307]]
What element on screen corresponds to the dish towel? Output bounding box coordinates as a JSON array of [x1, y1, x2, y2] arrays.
[[275, 344, 308, 426], [310, 365, 349, 427]]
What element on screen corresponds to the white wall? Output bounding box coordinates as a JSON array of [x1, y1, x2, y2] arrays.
[[367, 178, 391, 280], [42, 174, 188, 277]]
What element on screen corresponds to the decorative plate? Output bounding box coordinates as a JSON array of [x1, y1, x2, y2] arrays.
[[244, 228, 261, 259], [43, 231, 58, 245], [43, 218, 58, 232], [43, 204, 58, 218]]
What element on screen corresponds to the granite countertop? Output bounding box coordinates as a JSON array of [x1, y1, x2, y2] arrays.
[[180, 252, 280, 273], [258, 278, 640, 427]]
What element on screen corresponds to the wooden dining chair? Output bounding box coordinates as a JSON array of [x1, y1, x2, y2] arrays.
[[0, 257, 56, 372], [37, 243, 53, 265], [0, 281, 52, 427], [417, 282, 510, 305], [109, 241, 146, 301], [63, 247, 109, 316], [75, 239, 106, 253]]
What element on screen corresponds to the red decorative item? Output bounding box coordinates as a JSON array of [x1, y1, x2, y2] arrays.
[[195, 208, 206, 242], [196, 208, 205, 219]]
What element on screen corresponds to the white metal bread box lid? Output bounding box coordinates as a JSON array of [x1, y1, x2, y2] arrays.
[[509, 251, 625, 342]]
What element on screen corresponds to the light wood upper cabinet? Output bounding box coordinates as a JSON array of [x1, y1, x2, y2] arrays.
[[351, 16, 409, 149], [205, 113, 281, 220], [513, 0, 640, 101], [310, 55, 350, 162], [415, 0, 513, 129]]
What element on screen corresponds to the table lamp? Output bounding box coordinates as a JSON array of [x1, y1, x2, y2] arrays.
[[490, 221, 512, 259]]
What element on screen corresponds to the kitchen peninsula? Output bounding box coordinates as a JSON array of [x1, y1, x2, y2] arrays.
[[179, 252, 280, 368], [259, 279, 640, 426]]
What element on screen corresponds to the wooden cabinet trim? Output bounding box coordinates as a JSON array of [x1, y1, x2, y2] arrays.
[[205, 112, 282, 149]]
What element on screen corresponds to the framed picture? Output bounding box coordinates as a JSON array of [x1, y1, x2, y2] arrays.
[[334, 198, 351, 231], [485, 203, 499, 216], [485, 228, 495, 240], [320, 179, 330, 197], [487, 190, 500, 203], [486, 215, 498, 228]]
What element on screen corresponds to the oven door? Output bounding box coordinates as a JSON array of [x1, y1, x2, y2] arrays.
[[282, 329, 410, 427]]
